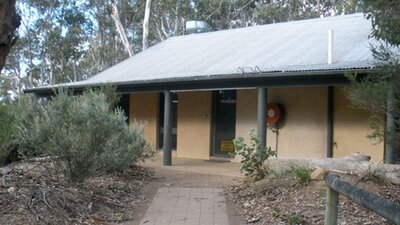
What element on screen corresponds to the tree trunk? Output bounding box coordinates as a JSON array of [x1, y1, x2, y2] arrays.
[[0, 0, 20, 74], [111, 2, 133, 57], [142, 0, 152, 51]]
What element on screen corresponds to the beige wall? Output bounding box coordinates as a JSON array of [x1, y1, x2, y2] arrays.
[[333, 88, 384, 162], [177, 91, 212, 159], [266, 87, 328, 158], [233, 89, 258, 161], [128, 87, 384, 162], [129, 93, 159, 148], [234, 87, 384, 161], [235, 89, 258, 141]]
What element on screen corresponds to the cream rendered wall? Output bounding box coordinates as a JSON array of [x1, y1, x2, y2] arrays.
[[177, 91, 212, 159], [267, 87, 327, 158], [233, 89, 258, 162], [129, 93, 159, 148], [333, 88, 384, 162], [235, 89, 258, 140]]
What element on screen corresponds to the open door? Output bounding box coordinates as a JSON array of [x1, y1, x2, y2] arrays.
[[212, 90, 236, 157]]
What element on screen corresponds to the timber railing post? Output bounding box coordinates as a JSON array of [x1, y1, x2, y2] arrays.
[[324, 173, 400, 225], [324, 185, 339, 225]]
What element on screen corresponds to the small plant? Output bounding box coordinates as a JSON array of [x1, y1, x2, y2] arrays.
[[289, 164, 311, 185], [232, 129, 276, 180]]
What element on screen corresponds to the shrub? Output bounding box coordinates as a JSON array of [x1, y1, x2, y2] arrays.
[[289, 164, 311, 185], [14, 90, 154, 182], [232, 129, 276, 180], [0, 104, 17, 165]]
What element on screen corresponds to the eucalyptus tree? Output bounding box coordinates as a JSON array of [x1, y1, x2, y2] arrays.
[[0, 0, 20, 74], [346, 0, 400, 163]]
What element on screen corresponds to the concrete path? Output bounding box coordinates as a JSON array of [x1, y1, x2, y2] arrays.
[[139, 187, 229, 225], [141, 153, 242, 178]]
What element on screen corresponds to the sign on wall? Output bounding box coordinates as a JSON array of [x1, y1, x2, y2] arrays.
[[220, 140, 235, 152]]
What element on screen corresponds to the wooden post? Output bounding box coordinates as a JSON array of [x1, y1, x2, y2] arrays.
[[324, 187, 339, 225]]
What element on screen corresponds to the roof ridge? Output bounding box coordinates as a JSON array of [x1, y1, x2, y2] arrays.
[[166, 13, 365, 41]]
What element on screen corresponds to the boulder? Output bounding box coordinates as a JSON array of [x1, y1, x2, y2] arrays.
[[311, 168, 327, 181]]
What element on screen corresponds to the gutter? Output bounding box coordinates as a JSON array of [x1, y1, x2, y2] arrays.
[[23, 68, 373, 97]]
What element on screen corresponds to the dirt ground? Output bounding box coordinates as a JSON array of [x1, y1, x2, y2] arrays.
[[0, 160, 153, 225], [227, 172, 400, 225]]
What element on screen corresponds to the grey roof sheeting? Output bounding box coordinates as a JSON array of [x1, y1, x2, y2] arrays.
[[25, 14, 375, 94]]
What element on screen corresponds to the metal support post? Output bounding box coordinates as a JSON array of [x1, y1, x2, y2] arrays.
[[163, 91, 172, 166], [257, 87, 267, 147], [327, 86, 334, 158]]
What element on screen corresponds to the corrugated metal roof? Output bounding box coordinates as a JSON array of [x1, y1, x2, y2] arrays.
[[28, 14, 376, 91]]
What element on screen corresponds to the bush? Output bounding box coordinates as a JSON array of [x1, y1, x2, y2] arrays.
[[289, 164, 311, 185], [14, 90, 154, 182], [233, 129, 276, 180], [0, 104, 17, 165]]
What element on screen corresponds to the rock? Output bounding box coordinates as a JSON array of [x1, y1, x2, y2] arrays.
[[7, 186, 16, 193], [311, 168, 327, 181]]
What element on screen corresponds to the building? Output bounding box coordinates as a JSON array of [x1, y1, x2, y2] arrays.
[[25, 14, 385, 163]]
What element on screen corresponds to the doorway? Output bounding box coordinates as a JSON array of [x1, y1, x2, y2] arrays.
[[212, 90, 236, 157]]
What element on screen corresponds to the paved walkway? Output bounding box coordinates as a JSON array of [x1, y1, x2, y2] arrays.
[[134, 154, 242, 225], [139, 187, 229, 225]]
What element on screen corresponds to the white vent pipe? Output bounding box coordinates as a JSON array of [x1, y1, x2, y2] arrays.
[[328, 29, 334, 64]]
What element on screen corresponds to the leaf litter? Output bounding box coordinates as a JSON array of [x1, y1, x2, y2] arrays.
[[0, 159, 153, 225], [227, 173, 400, 225]]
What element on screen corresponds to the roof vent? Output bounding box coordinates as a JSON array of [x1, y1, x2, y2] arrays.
[[185, 21, 208, 34]]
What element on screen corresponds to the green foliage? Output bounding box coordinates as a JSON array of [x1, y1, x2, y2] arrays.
[[232, 129, 276, 180], [0, 104, 17, 165], [90, 85, 121, 110], [361, 0, 400, 45], [14, 90, 154, 182], [345, 1, 400, 163], [288, 164, 312, 185]]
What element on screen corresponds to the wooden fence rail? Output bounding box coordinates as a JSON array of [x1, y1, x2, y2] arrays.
[[324, 174, 400, 225]]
